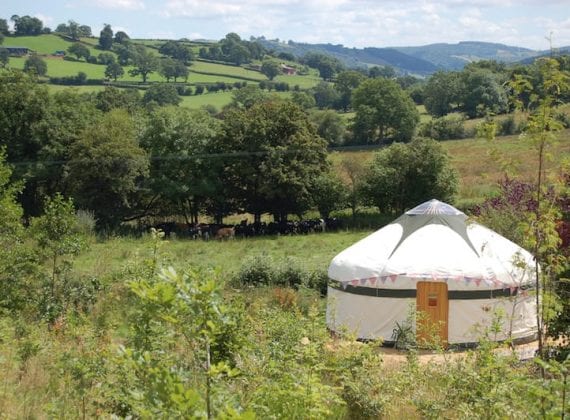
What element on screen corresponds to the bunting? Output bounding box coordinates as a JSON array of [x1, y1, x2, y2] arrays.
[[336, 274, 528, 289]]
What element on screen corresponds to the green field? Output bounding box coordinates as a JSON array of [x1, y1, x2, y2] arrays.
[[180, 90, 292, 109], [332, 128, 570, 205]]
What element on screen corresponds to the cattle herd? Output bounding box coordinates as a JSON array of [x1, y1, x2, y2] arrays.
[[151, 218, 342, 240]]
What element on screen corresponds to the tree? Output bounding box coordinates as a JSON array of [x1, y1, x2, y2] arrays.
[[335, 70, 365, 111], [351, 78, 419, 143], [30, 193, 86, 321], [291, 91, 316, 110], [261, 60, 281, 81], [423, 71, 462, 117], [67, 110, 149, 229], [67, 43, 91, 61], [0, 69, 50, 216], [114, 31, 130, 45], [159, 58, 188, 82], [158, 41, 193, 64], [361, 137, 458, 213], [23, 55, 48, 76], [139, 107, 221, 223], [97, 52, 115, 65], [99, 24, 113, 50], [310, 110, 345, 146], [0, 19, 9, 36], [94, 86, 141, 113], [228, 85, 269, 109], [11, 15, 44, 36], [369, 65, 396, 79], [0, 48, 8, 68], [340, 154, 367, 219], [212, 101, 329, 222], [0, 150, 39, 313], [105, 62, 124, 81], [310, 172, 347, 219], [129, 45, 159, 83], [311, 82, 340, 109], [460, 69, 508, 118], [78, 25, 92, 38], [143, 84, 181, 106]]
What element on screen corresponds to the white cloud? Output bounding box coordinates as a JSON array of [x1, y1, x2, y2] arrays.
[[93, 0, 146, 10]]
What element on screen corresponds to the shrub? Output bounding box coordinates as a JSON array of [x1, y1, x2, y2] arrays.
[[234, 255, 274, 286], [418, 113, 465, 140], [498, 115, 517, 135], [86, 55, 98, 64]]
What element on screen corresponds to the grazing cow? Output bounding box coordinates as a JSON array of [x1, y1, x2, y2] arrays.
[[215, 226, 235, 240]]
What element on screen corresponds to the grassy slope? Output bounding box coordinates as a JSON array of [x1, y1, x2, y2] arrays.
[[180, 91, 292, 109], [332, 129, 570, 205]]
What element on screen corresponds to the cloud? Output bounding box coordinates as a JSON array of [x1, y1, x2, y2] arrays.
[[92, 0, 146, 10]]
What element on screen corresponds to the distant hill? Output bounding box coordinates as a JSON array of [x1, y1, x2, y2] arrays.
[[393, 41, 537, 70], [256, 39, 544, 75], [517, 46, 570, 64]]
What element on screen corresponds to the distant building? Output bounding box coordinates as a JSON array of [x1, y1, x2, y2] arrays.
[[6, 47, 30, 56], [280, 64, 296, 75]]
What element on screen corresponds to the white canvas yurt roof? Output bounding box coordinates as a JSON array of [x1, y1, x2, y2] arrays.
[[326, 199, 538, 344]]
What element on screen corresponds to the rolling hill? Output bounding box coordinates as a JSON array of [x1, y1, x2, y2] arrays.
[[256, 38, 554, 74]]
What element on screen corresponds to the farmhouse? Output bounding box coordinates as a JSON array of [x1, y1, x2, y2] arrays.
[[326, 199, 538, 346], [281, 64, 296, 75], [6, 46, 31, 56]]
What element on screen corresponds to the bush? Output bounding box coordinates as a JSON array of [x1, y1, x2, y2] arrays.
[[234, 255, 274, 286], [86, 55, 98, 64], [498, 115, 517, 135], [194, 85, 205, 95], [418, 113, 465, 140]]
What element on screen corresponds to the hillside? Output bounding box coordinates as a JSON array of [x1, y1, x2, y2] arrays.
[[257, 38, 543, 74]]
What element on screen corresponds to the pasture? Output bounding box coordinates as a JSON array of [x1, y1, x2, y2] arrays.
[[180, 90, 292, 109], [333, 128, 570, 205]]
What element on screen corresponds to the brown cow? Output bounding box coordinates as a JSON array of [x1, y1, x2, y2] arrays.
[[215, 226, 235, 240]]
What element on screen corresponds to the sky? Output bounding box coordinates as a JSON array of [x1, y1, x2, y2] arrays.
[[4, 0, 570, 51]]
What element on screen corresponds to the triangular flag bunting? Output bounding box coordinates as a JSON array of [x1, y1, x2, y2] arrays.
[[368, 277, 377, 286], [350, 279, 359, 287], [380, 276, 387, 284], [474, 278, 482, 287], [359, 278, 367, 286], [464, 277, 472, 285], [389, 275, 398, 283]]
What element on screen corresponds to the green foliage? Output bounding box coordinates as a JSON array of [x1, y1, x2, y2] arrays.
[[213, 101, 329, 221], [129, 45, 159, 83], [418, 113, 466, 140], [423, 70, 462, 117], [31, 193, 87, 321], [104, 61, 124, 81], [98, 24, 113, 50], [23, 54, 47, 76], [310, 109, 346, 146], [67, 109, 149, 229], [260, 60, 280, 81], [67, 42, 90, 61], [0, 47, 8, 67], [143, 83, 181, 106], [352, 77, 420, 143], [335, 70, 365, 111], [310, 171, 347, 218], [361, 137, 458, 213], [229, 85, 269, 109]]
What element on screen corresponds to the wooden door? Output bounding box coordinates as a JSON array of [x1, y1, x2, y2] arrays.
[[416, 281, 449, 347]]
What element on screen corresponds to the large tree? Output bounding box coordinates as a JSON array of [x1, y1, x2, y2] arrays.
[[460, 69, 508, 118], [98, 24, 113, 50], [139, 107, 222, 223], [261, 60, 281, 81], [11, 15, 44, 36], [351, 78, 419, 143], [423, 71, 462, 117], [67, 110, 149, 228], [212, 101, 329, 222], [361, 137, 458, 213], [335, 70, 365, 111], [67, 42, 91, 61], [142, 83, 181, 106], [23, 55, 48, 76], [105, 62, 124, 81], [129, 45, 159, 83]]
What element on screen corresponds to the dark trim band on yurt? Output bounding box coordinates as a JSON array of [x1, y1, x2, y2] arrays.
[[329, 280, 534, 300]]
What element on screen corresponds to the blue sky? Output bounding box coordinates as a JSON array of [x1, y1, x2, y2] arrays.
[[4, 0, 570, 50]]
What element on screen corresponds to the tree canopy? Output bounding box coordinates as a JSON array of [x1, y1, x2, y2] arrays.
[[351, 78, 419, 143], [361, 137, 458, 213]]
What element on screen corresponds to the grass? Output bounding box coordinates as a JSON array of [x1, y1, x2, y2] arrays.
[[3, 34, 73, 54], [76, 230, 370, 279], [180, 91, 292, 109], [191, 61, 265, 80], [331, 128, 570, 205]]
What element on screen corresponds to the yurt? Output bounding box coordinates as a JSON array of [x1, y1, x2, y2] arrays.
[[327, 199, 538, 345]]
